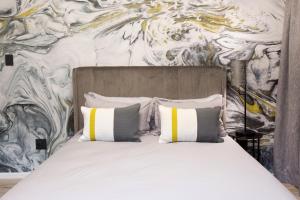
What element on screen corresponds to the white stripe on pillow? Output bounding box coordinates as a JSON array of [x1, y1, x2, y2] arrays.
[[81, 107, 115, 141], [177, 108, 198, 142], [94, 108, 114, 141]]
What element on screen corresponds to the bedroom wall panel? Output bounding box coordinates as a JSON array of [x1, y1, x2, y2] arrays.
[[0, 0, 284, 172]]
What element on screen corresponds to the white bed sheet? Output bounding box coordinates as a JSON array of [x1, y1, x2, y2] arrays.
[[2, 135, 296, 200]]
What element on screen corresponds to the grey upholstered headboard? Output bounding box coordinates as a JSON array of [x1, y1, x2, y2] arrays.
[[73, 66, 227, 132]]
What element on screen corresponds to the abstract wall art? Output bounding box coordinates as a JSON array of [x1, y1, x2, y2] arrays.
[[0, 0, 285, 172]]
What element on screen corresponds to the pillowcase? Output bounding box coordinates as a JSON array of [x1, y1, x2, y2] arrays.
[[159, 105, 224, 143], [84, 92, 152, 133], [80, 104, 141, 142], [148, 94, 226, 137]]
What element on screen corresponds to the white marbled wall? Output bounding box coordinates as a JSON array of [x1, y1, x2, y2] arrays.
[[0, 0, 284, 172]]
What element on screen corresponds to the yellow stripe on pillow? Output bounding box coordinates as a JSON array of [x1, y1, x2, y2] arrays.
[[89, 108, 97, 141], [172, 107, 178, 142]]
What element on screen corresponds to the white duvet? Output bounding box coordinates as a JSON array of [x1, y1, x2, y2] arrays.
[[2, 135, 296, 200]]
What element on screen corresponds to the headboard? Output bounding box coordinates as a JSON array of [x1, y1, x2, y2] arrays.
[[73, 66, 227, 132]]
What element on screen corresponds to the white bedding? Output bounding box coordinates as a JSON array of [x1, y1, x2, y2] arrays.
[[2, 135, 296, 200]]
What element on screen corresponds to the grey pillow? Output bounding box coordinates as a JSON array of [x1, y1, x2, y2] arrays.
[[149, 94, 227, 137], [84, 92, 152, 133], [114, 104, 141, 142], [195, 107, 224, 143]]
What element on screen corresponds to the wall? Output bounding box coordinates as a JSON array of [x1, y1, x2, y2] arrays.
[[0, 0, 285, 172]]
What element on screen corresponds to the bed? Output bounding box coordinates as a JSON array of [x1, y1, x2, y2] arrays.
[[1, 66, 296, 200]]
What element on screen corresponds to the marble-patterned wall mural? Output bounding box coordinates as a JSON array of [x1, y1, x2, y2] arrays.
[[0, 0, 285, 172]]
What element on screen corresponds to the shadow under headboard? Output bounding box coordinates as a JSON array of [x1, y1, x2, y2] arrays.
[[72, 66, 227, 132]]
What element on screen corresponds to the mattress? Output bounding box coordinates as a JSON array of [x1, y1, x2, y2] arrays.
[[1, 134, 296, 200]]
